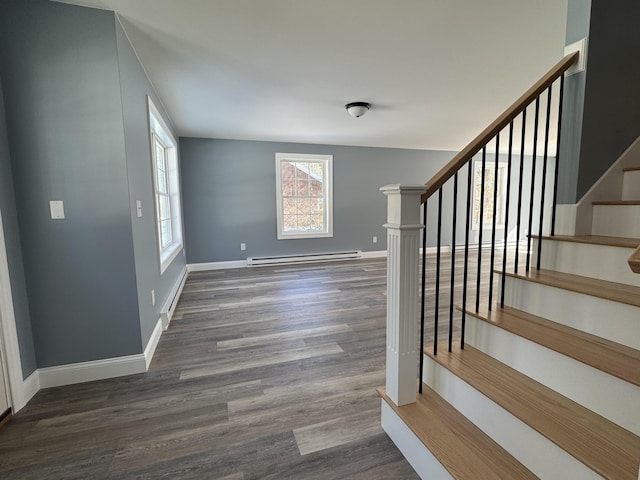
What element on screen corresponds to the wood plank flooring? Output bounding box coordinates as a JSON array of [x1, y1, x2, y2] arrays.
[[0, 258, 421, 479]]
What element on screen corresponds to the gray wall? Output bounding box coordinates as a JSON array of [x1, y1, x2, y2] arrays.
[[0, 0, 141, 366], [576, 0, 640, 199], [0, 78, 37, 378], [0, 0, 185, 368], [115, 19, 186, 347], [559, 0, 640, 203], [557, 0, 591, 204], [180, 138, 548, 263], [180, 138, 458, 262]]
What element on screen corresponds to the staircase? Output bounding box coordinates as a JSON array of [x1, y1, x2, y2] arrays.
[[381, 164, 640, 480], [378, 52, 640, 479], [380, 169, 640, 480]]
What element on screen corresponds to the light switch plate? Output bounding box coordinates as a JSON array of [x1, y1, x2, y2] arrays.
[[136, 200, 143, 218], [50, 200, 65, 219]]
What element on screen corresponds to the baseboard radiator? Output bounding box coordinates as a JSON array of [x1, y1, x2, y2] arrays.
[[160, 267, 188, 328], [247, 250, 362, 266]]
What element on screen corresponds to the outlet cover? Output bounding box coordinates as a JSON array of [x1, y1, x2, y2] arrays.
[[240, 243, 246, 251], [50, 200, 65, 219]]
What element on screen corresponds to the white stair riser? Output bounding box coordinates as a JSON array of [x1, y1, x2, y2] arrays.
[[502, 275, 640, 350], [622, 170, 640, 201], [466, 315, 640, 436], [381, 401, 452, 480], [592, 205, 640, 237], [422, 356, 601, 480], [533, 238, 640, 287]]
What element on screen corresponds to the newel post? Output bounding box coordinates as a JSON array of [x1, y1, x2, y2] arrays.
[[380, 184, 427, 406]]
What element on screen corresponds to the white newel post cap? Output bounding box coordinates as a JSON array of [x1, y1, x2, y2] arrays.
[[380, 184, 427, 228], [380, 184, 426, 407]]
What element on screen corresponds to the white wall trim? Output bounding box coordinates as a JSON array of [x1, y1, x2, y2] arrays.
[[144, 318, 163, 370], [160, 266, 187, 329], [21, 370, 39, 407], [0, 208, 28, 412], [38, 354, 147, 389], [554, 204, 577, 236], [381, 400, 450, 479]]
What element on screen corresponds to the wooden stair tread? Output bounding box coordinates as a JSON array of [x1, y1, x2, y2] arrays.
[[503, 268, 640, 308], [377, 386, 536, 479], [592, 200, 640, 205], [424, 343, 640, 480], [461, 304, 640, 386], [623, 166, 640, 172], [537, 234, 640, 248], [630, 246, 640, 274]]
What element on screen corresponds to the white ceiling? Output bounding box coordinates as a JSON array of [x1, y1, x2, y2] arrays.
[[56, 0, 568, 151]]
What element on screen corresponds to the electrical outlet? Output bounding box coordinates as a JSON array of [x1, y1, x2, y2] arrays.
[[240, 243, 246, 251], [372, 236, 378, 244], [151, 289, 155, 306]]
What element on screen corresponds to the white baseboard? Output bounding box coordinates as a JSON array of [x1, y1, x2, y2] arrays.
[[17, 370, 40, 411], [17, 326, 162, 404], [188, 248, 456, 272], [144, 318, 163, 370], [38, 354, 147, 389]]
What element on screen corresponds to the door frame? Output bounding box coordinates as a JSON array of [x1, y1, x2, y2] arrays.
[[0, 206, 26, 411]]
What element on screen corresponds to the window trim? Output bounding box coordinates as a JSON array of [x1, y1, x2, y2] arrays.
[[148, 96, 183, 274], [275, 152, 333, 240]]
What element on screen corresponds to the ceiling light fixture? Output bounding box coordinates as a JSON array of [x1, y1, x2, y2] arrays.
[[345, 102, 371, 118]]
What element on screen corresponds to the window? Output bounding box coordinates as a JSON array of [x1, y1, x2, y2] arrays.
[[148, 97, 183, 273], [275, 153, 333, 239], [472, 160, 507, 230]]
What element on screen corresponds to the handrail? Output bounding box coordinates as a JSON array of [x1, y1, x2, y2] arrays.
[[421, 51, 579, 204]]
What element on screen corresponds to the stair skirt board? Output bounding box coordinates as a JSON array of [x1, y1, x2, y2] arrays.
[[422, 356, 602, 480], [532, 238, 640, 287], [247, 250, 362, 266], [592, 205, 640, 238], [502, 275, 640, 350], [381, 400, 453, 480], [622, 170, 640, 201], [465, 315, 640, 436]]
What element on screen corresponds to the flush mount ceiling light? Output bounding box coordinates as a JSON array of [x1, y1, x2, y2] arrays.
[[345, 102, 371, 118]]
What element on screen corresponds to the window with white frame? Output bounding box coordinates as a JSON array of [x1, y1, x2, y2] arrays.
[[148, 97, 182, 273], [275, 153, 333, 239], [472, 160, 508, 230]]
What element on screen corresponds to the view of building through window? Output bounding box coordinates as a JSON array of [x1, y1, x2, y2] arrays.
[[281, 161, 325, 233], [276, 153, 333, 239], [472, 161, 507, 230]]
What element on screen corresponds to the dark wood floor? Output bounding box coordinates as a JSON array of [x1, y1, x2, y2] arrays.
[[0, 258, 426, 479]]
